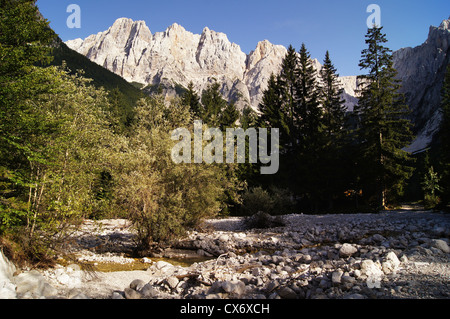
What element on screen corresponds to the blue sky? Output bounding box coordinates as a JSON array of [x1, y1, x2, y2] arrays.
[[36, 0, 449, 76]]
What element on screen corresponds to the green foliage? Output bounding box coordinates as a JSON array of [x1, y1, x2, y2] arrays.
[[422, 166, 441, 209], [0, 65, 116, 260], [182, 81, 202, 118], [355, 26, 415, 209], [257, 43, 351, 212], [50, 42, 144, 127], [113, 96, 242, 249], [240, 186, 295, 216], [0, 0, 55, 76], [200, 81, 229, 127]]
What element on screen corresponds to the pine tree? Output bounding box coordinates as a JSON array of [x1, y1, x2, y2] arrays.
[[182, 81, 201, 118], [258, 73, 290, 145], [439, 65, 450, 206], [320, 51, 346, 139], [293, 43, 323, 211], [200, 81, 228, 127], [240, 105, 258, 130], [220, 101, 239, 129], [278, 45, 299, 144], [319, 51, 348, 209], [355, 26, 414, 209]]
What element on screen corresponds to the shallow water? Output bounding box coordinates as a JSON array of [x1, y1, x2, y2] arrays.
[[80, 255, 214, 273]]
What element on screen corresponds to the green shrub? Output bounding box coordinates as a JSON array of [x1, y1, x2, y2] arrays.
[[240, 186, 296, 216]]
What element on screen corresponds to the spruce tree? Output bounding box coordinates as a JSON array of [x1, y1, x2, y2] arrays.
[[258, 73, 290, 145], [319, 51, 348, 209], [240, 105, 258, 130], [355, 26, 414, 209], [295, 43, 322, 143], [200, 81, 228, 127], [182, 81, 201, 118], [220, 101, 239, 129], [278, 45, 299, 145], [320, 51, 346, 140], [292, 44, 323, 211]]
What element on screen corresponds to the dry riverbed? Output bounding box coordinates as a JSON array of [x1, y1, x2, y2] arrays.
[[3, 209, 450, 300]]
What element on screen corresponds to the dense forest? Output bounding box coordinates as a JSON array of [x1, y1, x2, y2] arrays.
[[1, 0, 449, 265]]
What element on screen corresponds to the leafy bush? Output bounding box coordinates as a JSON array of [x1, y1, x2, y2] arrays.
[[113, 96, 241, 251], [244, 211, 285, 229], [240, 186, 296, 216]]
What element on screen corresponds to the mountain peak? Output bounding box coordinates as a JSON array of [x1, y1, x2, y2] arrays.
[[439, 18, 450, 31]]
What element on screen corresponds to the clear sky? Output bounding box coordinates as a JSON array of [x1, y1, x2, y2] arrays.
[[36, 0, 449, 76]]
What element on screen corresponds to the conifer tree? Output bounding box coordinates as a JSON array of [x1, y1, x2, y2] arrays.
[[355, 26, 414, 209], [240, 105, 258, 130], [258, 73, 290, 146], [320, 51, 346, 139], [182, 81, 201, 118], [293, 43, 323, 211], [200, 81, 228, 127], [278, 45, 299, 145], [220, 101, 239, 129], [319, 51, 348, 209]]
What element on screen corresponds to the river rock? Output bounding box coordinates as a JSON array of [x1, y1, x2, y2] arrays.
[[124, 287, 142, 299], [166, 276, 179, 289], [130, 279, 146, 291], [360, 259, 383, 289], [141, 283, 159, 298], [14, 270, 46, 296], [382, 252, 401, 274], [332, 270, 344, 285], [432, 239, 450, 253], [222, 280, 246, 296], [277, 286, 297, 299], [0, 251, 16, 299], [339, 244, 358, 257]]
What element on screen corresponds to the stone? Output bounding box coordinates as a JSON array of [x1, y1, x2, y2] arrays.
[[141, 284, 159, 298], [154, 260, 173, 270], [0, 251, 16, 299], [124, 287, 142, 299], [130, 279, 146, 291], [218, 234, 230, 242], [339, 244, 358, 257], [332, 270, 344, 285], [382, 251, 401, 274], [42, 282, 58, 297], [360, 260, 383, 289], [222, 280, 246, 296], [341, 275, 356, 284], [344, 293, 366, 299], [70, 292, 90, 299], [166, 276, 179, 289], [14, 270, 46, 296], [277, 286, 297, 299], [112, 291, 125, 299], [265, 280, 279, 293], [432, 239, 450, 253], [54, 266, 82, 289]]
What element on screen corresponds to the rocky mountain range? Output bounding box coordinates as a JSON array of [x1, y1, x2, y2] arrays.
[[66, 17, 450, 152]]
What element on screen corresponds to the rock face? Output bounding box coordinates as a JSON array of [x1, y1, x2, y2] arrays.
[[67, 17, 450, 150], [396, 19, 450, 153], [66, 18, 339, 111]]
